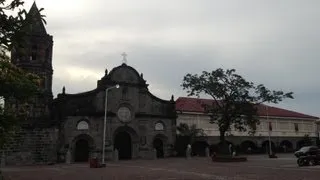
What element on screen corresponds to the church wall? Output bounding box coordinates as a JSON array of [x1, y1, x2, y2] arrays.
[[62, 116, 104, 162], [1, 128, 58, 165]]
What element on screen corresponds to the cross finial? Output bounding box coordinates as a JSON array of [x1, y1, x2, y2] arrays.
[[121, 52, 127, 64]]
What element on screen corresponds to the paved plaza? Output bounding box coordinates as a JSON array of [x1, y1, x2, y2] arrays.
[[2, 154, 320, 180]]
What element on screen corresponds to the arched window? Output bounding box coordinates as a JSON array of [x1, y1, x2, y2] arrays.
[[155, 122, 165, 131], [77, 120, 89, 130]]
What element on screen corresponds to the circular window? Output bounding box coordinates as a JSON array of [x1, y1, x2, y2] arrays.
[[117, 106, 132, 123], [77, 121, 89, 130]]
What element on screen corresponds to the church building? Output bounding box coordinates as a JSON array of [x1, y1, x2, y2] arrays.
[[52, 63, 177, 162]]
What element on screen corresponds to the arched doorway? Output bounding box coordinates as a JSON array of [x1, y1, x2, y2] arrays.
[[153, 138, 164, 158], [192, 141, 209, 156], [114, 131, 132, 160], [74, 139, 90, 162], [280, 140, 293, 152], [262, 140, 276, 154], [240, 140, 257, 153]]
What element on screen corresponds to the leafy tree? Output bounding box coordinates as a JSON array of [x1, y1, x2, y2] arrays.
[[181, 68, 293, 144], [0, 0, 45, 148], [177, 123, 206, 143]]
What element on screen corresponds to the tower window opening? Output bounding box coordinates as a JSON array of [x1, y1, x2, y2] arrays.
[[31, 45, 37, 60]]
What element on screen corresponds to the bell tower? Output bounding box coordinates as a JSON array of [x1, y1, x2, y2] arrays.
[[10, 2, 53, 124]]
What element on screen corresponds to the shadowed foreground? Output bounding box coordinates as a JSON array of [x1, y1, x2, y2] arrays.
[[2, 155, 320, 180]]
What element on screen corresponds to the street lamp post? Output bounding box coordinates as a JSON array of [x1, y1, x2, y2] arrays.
[[102, 84, 120, 165], [267, 106, 272, 156]]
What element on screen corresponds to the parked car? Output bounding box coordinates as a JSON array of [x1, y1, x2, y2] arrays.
[[297, 154, 320, 166], [294, 146, 319, 158]]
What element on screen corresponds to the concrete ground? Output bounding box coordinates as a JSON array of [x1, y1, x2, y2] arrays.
[[2, 154, 320, 180]]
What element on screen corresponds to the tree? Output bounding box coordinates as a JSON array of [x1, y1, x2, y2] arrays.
[[177, 123, 206, 143], [181, 68, 293, 145], [0, 0, 45, 148]]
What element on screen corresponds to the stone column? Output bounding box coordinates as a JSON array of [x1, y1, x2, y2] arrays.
[[229, 144, 233, 156], [113, 149, 119, 162], [186, 144, 192, 159], [65, 149, 71, 164], [205, 147, 210, 158], [292, 141, 297, 150], [152, 148, 157, 160]]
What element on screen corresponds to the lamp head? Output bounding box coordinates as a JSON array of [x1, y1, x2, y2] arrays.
[[116, 84, 120, 88]]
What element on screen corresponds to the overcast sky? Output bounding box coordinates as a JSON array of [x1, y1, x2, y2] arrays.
[[24, 0, 319, 117]]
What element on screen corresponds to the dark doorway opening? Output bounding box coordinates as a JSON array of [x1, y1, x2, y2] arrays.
[[114, 131, 132, 160], [153, 138, 164, 158], [262, 140, 276, 154], [240, 141, 257, 153], [74, 139, 90, 162], [192, 141, 209, 156], [280, 140, 293, 152]]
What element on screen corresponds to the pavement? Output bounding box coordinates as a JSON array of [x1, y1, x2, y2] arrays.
[[1, 154, 320, 180]]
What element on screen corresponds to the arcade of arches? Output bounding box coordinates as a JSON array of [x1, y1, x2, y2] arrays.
[[188, 139, 299, 156], [71, 131, 301, 162]]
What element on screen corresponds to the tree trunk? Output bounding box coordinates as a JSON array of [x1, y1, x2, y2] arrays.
[[220, 131, 225, 144], [219, 130, 229, 154]]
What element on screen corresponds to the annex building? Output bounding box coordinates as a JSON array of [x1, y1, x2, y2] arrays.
[[176, 97, 319, 155]]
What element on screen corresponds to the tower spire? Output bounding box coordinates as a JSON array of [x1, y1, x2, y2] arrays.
[[26, 1, 47, 35]]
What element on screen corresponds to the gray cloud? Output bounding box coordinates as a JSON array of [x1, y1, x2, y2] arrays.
[[26, 0, 320, 117]]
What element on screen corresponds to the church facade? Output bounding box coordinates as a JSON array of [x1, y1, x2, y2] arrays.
[[52, 64, 176, 162], [1, 3, 176, 165]]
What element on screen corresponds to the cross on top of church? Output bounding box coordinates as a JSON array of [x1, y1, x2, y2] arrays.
[[121, 52, 127, 64]]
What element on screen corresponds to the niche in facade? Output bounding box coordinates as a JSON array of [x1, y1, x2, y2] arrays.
[[77, 120, 89, 130], [155, 122, 165, 131]]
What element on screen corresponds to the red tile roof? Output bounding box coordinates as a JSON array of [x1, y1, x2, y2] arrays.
[[176, 97, 319, 119]]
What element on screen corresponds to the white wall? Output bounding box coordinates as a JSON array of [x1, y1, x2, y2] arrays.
[[177, 113, 318, 138]]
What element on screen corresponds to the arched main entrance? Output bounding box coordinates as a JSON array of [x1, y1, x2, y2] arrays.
[[74, 139, 90, 162], [114, 131, 132, 160], [153, 138, 164, 158]]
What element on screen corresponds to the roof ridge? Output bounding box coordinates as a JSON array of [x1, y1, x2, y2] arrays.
[[176, 96, 319, 119]]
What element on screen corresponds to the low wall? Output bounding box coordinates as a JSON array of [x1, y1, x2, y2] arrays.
[[0, 128, 59, 165]]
